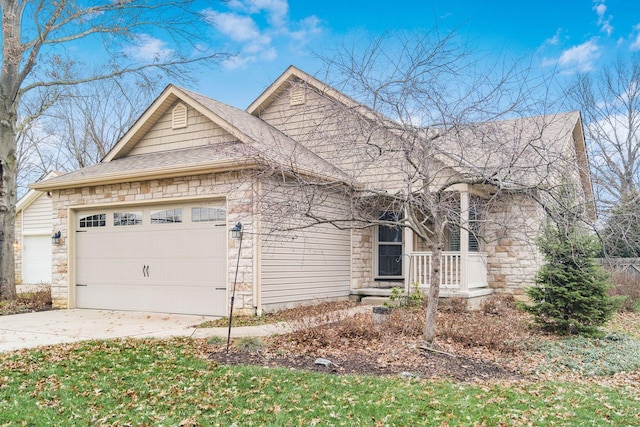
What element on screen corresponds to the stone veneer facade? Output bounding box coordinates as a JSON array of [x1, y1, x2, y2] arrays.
[[483, 194, 545, 294], [49, 171, 257, 314]]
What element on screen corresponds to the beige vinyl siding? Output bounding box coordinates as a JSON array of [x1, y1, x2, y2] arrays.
[[256, 83, 408, 193], [259, 181, 351, 310], [260, 224, 351, 309], [22, 193, 52, 234], [128, 102, 235, 156]]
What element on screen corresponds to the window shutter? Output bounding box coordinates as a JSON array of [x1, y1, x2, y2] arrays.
[[172, 103, 188, 129]]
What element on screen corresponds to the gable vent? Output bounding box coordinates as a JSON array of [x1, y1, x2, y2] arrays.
[[172, 103, 188, 129], [290, 86, 306, 106]]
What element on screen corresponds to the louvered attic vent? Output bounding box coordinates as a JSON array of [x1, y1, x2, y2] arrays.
[[290, 86, 306, 106], [172, 103, 188, 129]]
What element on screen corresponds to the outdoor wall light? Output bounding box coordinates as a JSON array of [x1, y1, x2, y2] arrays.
[[230, 222, 243, 240], [52, 231, 61, 245]]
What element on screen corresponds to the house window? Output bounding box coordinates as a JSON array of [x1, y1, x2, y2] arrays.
[[114, 212, 142, 226], [151, 209, 182, 224], [172, 103, 188, 129], [192, 207, 226, 222], [79, 214, 106, 228], [376, 212, 403, 278], [448, 209, 480, 252]]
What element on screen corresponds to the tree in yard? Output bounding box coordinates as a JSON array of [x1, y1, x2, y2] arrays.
[[16, 78, 157, 196], [598, 192, 640, 257], [0, 0, 227, 300], [566, 56, 640, 257], [254, 32, 592, 345], [525, 220, 616, 336]]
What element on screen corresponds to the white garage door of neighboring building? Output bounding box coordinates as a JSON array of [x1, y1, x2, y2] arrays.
[[22, 234, 52, 284], [74, 201, 227, 316]]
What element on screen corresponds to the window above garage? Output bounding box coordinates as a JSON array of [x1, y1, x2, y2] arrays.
[[192, 207, 226, 222], [79, 214, 106, 228], [114, 212, 142, 226], [151, 208, 182, 224]]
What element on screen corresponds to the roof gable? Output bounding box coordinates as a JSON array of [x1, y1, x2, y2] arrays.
[[33, 83, 349, 191], [247, 65, 383, 125], [104, 85, 252, 161], [17, 171, 60, 213]]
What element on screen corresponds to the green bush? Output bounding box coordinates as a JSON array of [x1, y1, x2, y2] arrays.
[[525, 223, 617, 336]]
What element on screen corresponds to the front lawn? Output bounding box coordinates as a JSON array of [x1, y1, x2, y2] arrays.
[[0, 338, 638, 426]]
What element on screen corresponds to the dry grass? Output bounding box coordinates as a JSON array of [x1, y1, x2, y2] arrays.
[[197, 300, 356, 328], [282, 295, 537, 355], [609, 271, 640, 312], [439, 295, 537, 353], [0, 287, 52, 316]]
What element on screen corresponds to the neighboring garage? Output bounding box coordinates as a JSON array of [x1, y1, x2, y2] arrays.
[[73, 200, 228, 316], [15, 172, 60, 286], [22, 234, 53, 284]]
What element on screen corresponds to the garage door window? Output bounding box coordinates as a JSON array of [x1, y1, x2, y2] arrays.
[[192, 207, 226, 222], [151, 208, 182, 224], [114, 212, 142, 226], [79, 214, 106, 228]]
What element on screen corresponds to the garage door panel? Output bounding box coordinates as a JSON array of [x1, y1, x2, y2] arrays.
[[76, 258, 148, 285], [75, 203, 228, 316]]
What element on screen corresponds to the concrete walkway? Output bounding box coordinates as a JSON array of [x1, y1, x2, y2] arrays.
[[0, 309, 290, 353]]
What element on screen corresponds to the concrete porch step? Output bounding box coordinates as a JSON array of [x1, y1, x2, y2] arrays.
[[360, 296, 392, 306], [351, 287, 400, 297]]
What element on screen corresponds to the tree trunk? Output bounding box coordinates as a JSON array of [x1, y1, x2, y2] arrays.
[[0, 0, 22, 300], [0, 121, 18, 301], [423, 242, 442, 344]]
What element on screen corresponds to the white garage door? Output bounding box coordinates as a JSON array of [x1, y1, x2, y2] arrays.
[[75, 201, 227, 316], [22, 235, 52, 284]]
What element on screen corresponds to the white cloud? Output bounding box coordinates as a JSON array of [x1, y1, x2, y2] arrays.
[[544, 29, 562, 46], [630, 24, 640, 51], [202, 0, 322, 70], [289, 16, 322, 41], [204, 11, 263, 42], [123, 34, 173, 62], [555, 38, 601, 73], [593, 1, 613, 35]]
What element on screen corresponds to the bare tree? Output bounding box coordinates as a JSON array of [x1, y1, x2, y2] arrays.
[[17, 78, 158, 196], [253, 32, 591, 345], [566, 56, 640, 257], [0, 0, 227, 300]]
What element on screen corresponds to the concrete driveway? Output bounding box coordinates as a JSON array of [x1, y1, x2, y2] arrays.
[[0, 309, 291, 353]]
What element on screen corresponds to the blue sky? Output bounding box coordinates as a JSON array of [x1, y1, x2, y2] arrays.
[[165, 0, 640, 109]]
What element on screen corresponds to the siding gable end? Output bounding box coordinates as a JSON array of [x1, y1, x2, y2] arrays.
[[127, 100, 236, 156]]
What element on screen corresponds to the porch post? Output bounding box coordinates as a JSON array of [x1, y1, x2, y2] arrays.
[[403, 215, 414, 294], [459, 187, 469, 294]]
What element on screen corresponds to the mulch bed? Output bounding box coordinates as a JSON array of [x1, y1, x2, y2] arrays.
[[208, 347, 521, 382]]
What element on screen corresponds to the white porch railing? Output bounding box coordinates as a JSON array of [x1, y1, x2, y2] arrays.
[[411, 251, 488, 292]]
